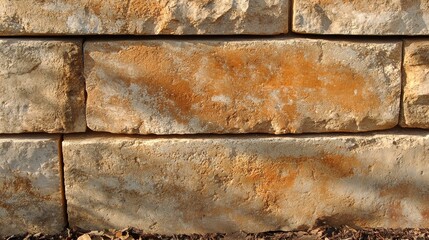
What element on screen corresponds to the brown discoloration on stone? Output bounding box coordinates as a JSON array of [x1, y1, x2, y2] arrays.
[[63, 133, 429, 233], [319, 154, 359, 178], [0, 39, 86, 133], [379, 182, 424, 200], [85, 39, 401, 134], [422, 209, 429, 219], [0, 135, 65, 237], [377, 179, 429, 226], [387, 201, 403, 226], [0, 0, 288, 35], [401, 40, 429, 129], [294, 0, 429, 35]]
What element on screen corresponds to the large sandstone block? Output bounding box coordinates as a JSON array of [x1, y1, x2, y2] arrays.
[[293, 0, 429, 35], [0, 0, 288, 35], [63, 132, 429, 233], [0, 135, 65, 237], [0, 39, 86, 133], [85, 39, 401, 134], [401, 41, 429, 129]]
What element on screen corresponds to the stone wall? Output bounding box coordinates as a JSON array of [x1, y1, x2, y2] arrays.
[[0, 0, 428, 236]]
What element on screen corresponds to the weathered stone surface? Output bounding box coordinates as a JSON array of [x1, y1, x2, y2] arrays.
[[85, 39, 401, 134], [0, 39, 86, 133], [293, 0, 429, 35], [401, 41, 429, 129], [63, 132, 429, 233], [0, 0, 288, 35], [0, 135, 64, 237]]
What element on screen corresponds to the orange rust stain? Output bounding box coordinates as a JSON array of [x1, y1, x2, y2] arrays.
[[378, 181, 429, 226], [378, 181, 429, 204], [305, 154, 360, 199], [109, 150, 363, 224], [231, 153, 360, 211], [377, 181, 429, 227], [314, 0, 387, 10], [87, 0, 125, 16], [319, 154, 359, 178], [111, 44, 194, 123], [128, 0, 165, 18], [100, 42, 380, 132], [247, 162, 298, 210], [0, 174, 52, 201], [87, 0, 103, 15]]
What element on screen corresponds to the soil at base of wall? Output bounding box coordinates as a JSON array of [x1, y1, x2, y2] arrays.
[[3, 225, 429, 240]]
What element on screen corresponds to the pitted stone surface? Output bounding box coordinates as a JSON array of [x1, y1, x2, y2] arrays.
[[63, 132, 429, 233], [293, 0, 429, 35], [401, 41, 429, 129], [0, 40, 86, 133], [0, 0, 288, 35], [85, 39, 401, 134], [0, 135, 64, 237]]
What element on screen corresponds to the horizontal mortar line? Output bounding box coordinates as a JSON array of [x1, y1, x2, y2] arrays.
[[287, 32, 429, 41], [80, 33, 407, 43], [0, 133, 63, 138], [0, 32, 427, 42], [61, 127, 429, 140]]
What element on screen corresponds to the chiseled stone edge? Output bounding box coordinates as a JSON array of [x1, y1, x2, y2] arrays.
[[401, 40, 429, 129]]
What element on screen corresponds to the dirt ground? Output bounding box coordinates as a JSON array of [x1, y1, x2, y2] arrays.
[[4, 225, 429, 240]]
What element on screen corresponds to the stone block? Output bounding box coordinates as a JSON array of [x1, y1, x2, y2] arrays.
[[0, 39, 86, 133], [401, 40, 429, 129], [85, 39, 401, 134], [64, 132, 429, 233], [0, 0, 289, 35], [0, 135, 65, 237], [293, 0, 429, 35]]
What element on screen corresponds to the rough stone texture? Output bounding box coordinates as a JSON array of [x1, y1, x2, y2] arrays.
[[0, 39, 86, 133], [401, 41, 429, 129], [0, 135, 65, 237], [293, 0, 429, 35], [63, 132, 429, 233], [85, 39, 401, 134], [0, 0, 288, 35]]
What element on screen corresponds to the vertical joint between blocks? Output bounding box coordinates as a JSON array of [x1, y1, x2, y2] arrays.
[[58, 134, 69, 229]]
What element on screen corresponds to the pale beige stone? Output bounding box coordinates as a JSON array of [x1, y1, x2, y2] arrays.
[[0, 0, 288, 35], [293, 0, 429, 35], [401, 41, 429, 129], [63, 132, 429, 233], [0, 40, 86, 133], [0, 135, 65, 237], [85, 39, 401, 134]]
